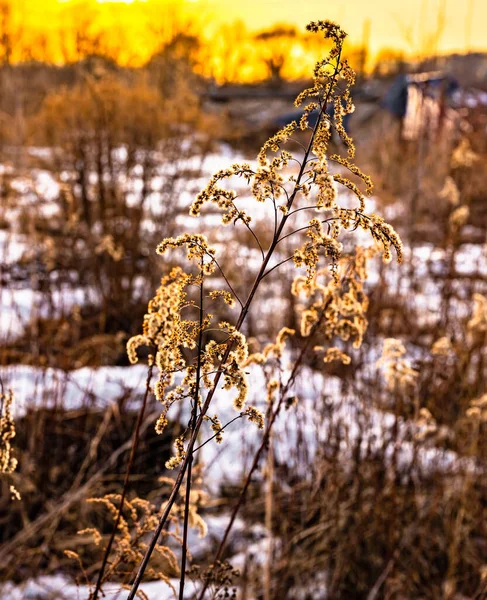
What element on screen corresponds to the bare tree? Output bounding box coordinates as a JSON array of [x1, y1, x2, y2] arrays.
[[255, 25, 298, 85]]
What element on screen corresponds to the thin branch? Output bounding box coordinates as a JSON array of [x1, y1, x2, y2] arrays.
[[287, 204, 320, 216], [271, 195, 278, 239], [90, 362, 154, 600], [196, 301, 331, 600], [278, 224, 313, 245], [288, 155, 305, 168], [277, 219, 331, 246], [285, 137, 307, 152], [229, 199, 265, 260], [193, 415, 243, 453], [195, 242, 243, 308], [261, 255, 295, 280], [179, 264, 205, 599], [271, 181, 290, 204]]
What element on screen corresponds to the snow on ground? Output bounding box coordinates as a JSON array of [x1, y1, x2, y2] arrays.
[[0, 153, 481, 599], [2, 141, 484, 341], [0, 575, 182, 600], [0, 285, 100, 341], [0, 356, 468, 495], [0, 513, 263, 599], [0, 364, 148, 415], [0, 140, 481, 494], [0, 230, 29, 265], [455, 242, 487, 275]]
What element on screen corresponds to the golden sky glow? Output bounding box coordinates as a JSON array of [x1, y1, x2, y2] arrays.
[[10, 0, 487, 75], [192, 0, 484, 54]]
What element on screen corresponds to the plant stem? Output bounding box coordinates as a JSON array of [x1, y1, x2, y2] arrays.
[[179, 268, 205, 599], [126, 51, 341, 599], [195, 304, 328, 600], [91, 363, 154, 600]]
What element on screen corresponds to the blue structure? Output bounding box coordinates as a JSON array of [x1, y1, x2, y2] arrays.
[[382, 72, 459, 119]]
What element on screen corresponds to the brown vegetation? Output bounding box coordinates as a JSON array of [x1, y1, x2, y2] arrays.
[[0, 7, 487, 600]]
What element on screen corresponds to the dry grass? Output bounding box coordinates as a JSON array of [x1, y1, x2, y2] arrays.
[[0, 17, 486, 600]]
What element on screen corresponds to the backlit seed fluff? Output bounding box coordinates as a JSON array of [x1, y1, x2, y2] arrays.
[[323, 347, 351, 365], [243, 406, 265, 429], [0, 389, 19, 500], [125, 18, 404, 484]]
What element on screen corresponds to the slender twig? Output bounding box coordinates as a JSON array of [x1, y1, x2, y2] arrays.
[[277, 213, 371, 248], [91, 362, 154, 600], [288, 155, 306, 168], [276, 218, 339, 246], [179, 458, 193, 600], [194, 242, 243, 308], [287, 204, 320, 217], [271, 195, 278, 238], [264, 434, 274, 600], [229, 199, 265, 260], [179, 267, 205, 599], [270, 181, 290, 205], [193, 415, 243, 453], [261, 255, 295, 280], [195, 302, 331, 600], [285, 137, 308, 152]]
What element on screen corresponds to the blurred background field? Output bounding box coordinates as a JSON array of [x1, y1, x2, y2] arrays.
[[1, 1, 487, 598]]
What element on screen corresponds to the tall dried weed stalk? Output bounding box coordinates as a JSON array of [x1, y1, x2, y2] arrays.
[[87, 20, 403, 599], [0, 384, 19, 501]]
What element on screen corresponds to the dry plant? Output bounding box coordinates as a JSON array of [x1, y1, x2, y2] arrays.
[[1, 68, 220, 369], [230, 259, 487, 598], [1, 7, 486, 600], [249, 306, 487, 599], [80, 20, 403, 600], [0, 383, 19, 501]]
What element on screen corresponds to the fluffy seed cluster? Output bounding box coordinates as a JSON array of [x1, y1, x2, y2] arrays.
[[431, 336, 453, 356], [95, 234, 124, 262], [296, 21, 347, 107], [468, 293, 487, 344], [466, 394, 487, 422], [440, 176, 460, 206], [243, 406, 265, 429], [321, 347, 351, 365], [126, 18, 403, 487], [0, 389, 17, 475], [294, 219, 343, 285], [70, 488, 207, 592], [127, 265, 208, 454], [243, 327, 296, 369], [207, 415, 224, 444], [190, 164, 254, 224], [258, 124, 297, 166], [0, 389, 19, 500], [377, 338, 419, 393], [451, 137, 479, 169], [293, 247, 373, 350], [166, 435, 186, 470], [181, 487, 209, 538], [366, 214, 403, 264], [449, 205, 470, 233], [209, 290, 236, 308], [415, 407, 438, 440], [219, 324, 250, 410], [157, 233, 217, 275]]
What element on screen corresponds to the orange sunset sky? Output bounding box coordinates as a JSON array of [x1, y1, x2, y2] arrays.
[[11, 0, 487, 68]]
